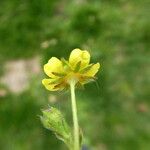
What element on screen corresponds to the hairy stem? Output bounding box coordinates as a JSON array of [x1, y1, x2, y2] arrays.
[[70, 80, 80, 150]]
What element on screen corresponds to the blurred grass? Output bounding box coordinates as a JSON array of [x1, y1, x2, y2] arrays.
[[0, 0, 149, 150]]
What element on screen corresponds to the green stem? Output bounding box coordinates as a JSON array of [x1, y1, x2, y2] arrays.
[[70, 80, 80, 150]]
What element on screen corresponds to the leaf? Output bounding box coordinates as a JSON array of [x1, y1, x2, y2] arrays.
[[79, 128, 83, 147], [40, 107, 73, 149]]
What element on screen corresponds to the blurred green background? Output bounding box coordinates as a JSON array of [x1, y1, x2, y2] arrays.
[[0, 0, 149, 150]]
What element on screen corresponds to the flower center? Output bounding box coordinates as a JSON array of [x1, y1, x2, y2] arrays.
[[66, 72, 79, 85]]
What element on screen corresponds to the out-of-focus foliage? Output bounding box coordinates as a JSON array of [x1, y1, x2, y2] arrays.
[[0, 0, 149, 150]]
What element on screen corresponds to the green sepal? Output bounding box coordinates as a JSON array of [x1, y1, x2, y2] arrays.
[[82, 76, 97, 83], [49, 78, 62, 84], [74, 61, 81, 72], [61, 58, 70, 66], [52, 72, 66, 77], [61, 58, 72, 71], [80, 64, 94, 73]]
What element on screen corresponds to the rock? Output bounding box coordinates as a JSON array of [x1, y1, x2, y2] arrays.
[[0, 56, 41, 93]]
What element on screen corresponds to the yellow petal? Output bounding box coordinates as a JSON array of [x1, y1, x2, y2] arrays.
[[44, 57, 64, 78], [84, 63, 100, 77], [42, 79, 59, 91], [69, 48, 90, 70]]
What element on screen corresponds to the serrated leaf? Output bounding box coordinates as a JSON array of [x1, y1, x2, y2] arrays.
[[40, 107, 73, 149]]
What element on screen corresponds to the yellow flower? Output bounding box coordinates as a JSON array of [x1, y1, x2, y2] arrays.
[[42, 48, 100, 91]]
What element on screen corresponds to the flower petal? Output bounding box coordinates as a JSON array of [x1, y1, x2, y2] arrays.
[[42, 79, 60, 91], [84, 63, 100, 77], [44, 57, 64, 78], [69, 48, 90, 70]]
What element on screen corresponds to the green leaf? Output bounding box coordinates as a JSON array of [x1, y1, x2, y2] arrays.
[[79, 128, 83, 147], [40, 107, 73, 149]]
